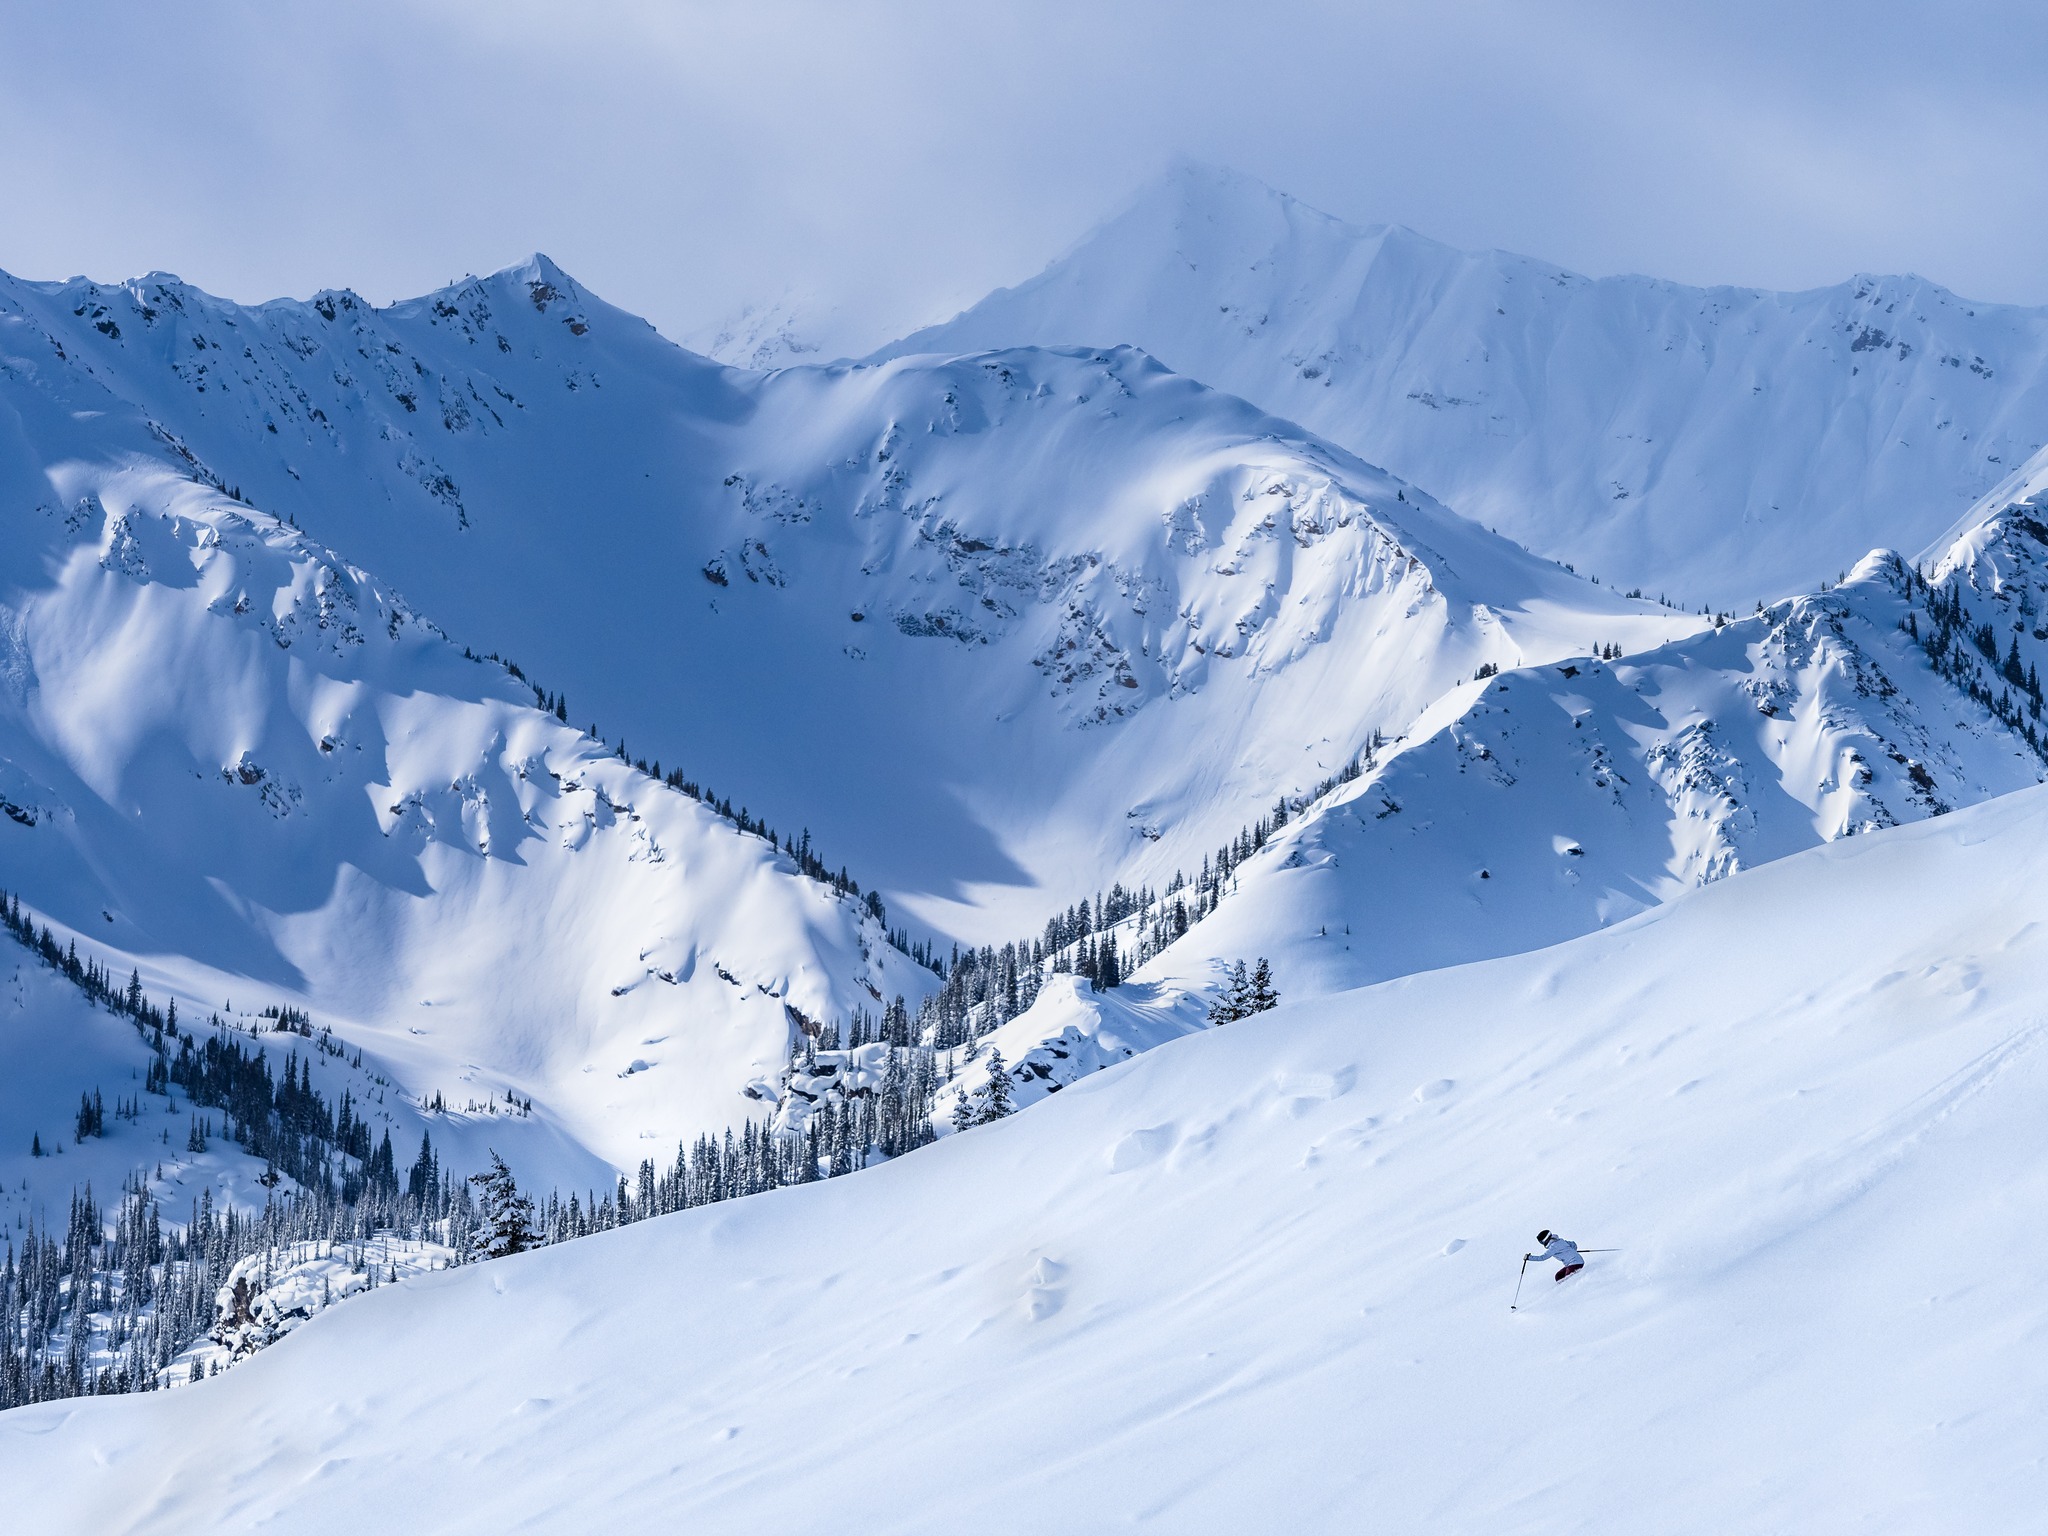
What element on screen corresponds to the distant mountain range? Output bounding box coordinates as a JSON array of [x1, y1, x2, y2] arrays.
[[884, 161, 2048, 611]]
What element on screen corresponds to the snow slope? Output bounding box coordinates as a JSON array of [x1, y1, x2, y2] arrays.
[[1147, 465, 2048, 1001], [11, 779, 2048, 1532], [882, 162, 2048, 609], [0, 950, 288, 1227], [0, 261, 1689, 943]]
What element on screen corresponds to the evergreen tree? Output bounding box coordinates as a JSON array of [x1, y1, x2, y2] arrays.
[[366, 1129, 398, 1196], [406, 1132, 439, 1203], [973, 1049, 1015, 1124], [1096, 932, 1122, 991], [468, 1152, 536, 1260], [1208, 960, 1252, 1025], [1249, 958, 1279, 1014]]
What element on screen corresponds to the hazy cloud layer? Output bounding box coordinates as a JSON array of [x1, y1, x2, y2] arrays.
[[2, 0, 2044, 347]]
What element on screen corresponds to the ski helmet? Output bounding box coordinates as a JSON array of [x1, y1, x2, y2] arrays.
[[1535, 1230, 1552, 1244]]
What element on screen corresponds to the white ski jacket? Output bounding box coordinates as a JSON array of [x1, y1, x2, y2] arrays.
[[1530, 1235, 1582, 1268]]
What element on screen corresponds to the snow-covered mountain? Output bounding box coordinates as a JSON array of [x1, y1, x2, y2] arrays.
[[1141, 458, 2048, 999], [12, 779, 2048, 1532], [11, 144, 2048, 1532], [0, 258, 1690, 949], [881, 162, 2048, 610], [0, 245, 1707, 1255], [0, 341, 933, 1195], [0, 941, 298, 1230], [12, 236, 2048, 1191], [683, 291, 841, 370]]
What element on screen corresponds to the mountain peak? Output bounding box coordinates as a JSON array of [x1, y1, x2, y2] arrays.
[[1144, 158, 1359, 225], [1106, 158, 1387, 257], [518, 251, 579, 288], [875, 168, 2048, 611], [461, 252, 587, 304]]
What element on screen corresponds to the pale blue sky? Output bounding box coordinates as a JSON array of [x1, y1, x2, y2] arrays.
[[1, 1, 2043, 342]]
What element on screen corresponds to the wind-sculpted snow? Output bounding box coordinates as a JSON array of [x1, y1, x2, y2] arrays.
[[0, 259, 1689, 943], [883, 162, 2048, 609], [10, 786, 2048, 1532]]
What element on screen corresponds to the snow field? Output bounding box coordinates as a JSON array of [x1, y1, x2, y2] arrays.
[[198, 1233, 458, 1373], [10, 784, 2048, 1531], [10, 174, 2048, 1531], [0, 247, 1705, 1205]]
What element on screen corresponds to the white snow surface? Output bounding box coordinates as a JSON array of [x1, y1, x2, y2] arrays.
[[203, 1234, 457, 1369], [882, 162, 2048, 609], [683, 290, 869, 370], [10, 783, 2048, 1532]]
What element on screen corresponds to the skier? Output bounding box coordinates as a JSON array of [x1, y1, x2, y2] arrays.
[[1526, 1229, 1585, 1283]]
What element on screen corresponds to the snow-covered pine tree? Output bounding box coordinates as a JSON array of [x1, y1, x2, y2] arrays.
[[1249, 958, 1279, 1015], [973, 1048, 1015, 1123], [1208, 960, 1252, 1024], [468, 1151, 537, 1260]]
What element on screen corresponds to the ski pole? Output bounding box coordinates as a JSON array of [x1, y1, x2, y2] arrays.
[[1510, 1257, 1528, 1311]]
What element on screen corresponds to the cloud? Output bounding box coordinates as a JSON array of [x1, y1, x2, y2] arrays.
[[0, 0, 2043, 348]]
